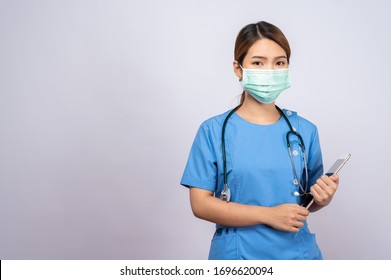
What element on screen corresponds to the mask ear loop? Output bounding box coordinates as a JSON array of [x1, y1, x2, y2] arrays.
[[236, 62, 244, 81]]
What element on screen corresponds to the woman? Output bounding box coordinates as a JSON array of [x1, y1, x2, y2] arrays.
[[180, 21, 339, 260]]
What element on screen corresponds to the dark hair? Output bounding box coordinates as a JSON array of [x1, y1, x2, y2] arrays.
[[234, 21, 291, 104]]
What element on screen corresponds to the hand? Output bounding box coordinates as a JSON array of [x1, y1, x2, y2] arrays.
[[266, 204, 309, 233], [310, 174, 339, 207]]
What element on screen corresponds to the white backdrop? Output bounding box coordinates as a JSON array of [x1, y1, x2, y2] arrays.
[[1, 0, 390, 259]]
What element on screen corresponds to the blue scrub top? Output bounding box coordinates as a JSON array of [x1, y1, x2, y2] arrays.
[[180, 108, 324, 260]]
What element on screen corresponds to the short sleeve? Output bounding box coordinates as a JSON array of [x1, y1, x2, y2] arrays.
[[307, 127, 324, 186], [180, 121, 218, 191]]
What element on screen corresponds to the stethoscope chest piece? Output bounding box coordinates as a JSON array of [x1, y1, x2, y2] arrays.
[[221, 184, 231, 202]]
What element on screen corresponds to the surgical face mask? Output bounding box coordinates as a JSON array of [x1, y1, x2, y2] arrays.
[[241, 67, 291, 104]]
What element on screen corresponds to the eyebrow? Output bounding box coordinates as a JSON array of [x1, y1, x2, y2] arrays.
[[251, 55, 287, 60]]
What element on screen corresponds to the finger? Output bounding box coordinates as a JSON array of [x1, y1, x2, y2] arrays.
[[312, 184, 327, 198], [314, 179, 334, 196], [321, 175, 337, 187], [292, 221, 304, 229], [296, 214, 308, 221], [323, 176, 338, 194], [285, 223, 302, 232], [316, 178, 329, 191], [311, 186, 323, 201], [329, 174, 340, 187], [288, 227, 300, 233], [311, 185, 331, 205], [311, 184, 323, 197], [322, 175, 339, 189], [296, 207, 310, 216]]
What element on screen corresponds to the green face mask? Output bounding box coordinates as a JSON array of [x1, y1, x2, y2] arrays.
[[241, 67, 291, 104]]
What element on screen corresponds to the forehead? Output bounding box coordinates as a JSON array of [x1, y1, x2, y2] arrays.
[[246, 38, 286, 58]]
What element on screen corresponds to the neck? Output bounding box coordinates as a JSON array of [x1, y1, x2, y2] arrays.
[[236, 92, 281, 125]]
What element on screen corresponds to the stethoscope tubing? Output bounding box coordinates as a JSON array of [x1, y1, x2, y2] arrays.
[[221, 104, 308, 202]]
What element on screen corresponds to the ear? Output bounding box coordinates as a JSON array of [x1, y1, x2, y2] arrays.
[[233, 60, 243, 81]]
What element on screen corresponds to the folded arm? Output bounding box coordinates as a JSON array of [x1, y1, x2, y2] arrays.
[[189, 187, 309, 233]]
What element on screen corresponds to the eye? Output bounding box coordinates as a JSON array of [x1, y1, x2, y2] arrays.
[[276, 61, 286, 66], [252, 61, 263, 66]]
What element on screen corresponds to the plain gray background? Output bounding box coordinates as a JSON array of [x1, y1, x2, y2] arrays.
[[1, 0, 390, 259]]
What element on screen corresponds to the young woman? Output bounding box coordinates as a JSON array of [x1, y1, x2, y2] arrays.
[[180, 21, 339, 260]]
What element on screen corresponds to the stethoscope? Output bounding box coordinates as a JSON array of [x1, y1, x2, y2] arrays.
[[221, 104, 309, 202]]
